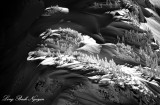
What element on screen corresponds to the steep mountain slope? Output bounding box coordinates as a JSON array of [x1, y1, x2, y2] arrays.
[[1, 0, 160, 105]]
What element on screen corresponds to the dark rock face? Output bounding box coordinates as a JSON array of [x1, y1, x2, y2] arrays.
[[155, 7, 160, 16]]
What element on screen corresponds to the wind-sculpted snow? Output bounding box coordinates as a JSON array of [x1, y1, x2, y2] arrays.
[[141, 17, 160, 44], [1, 0, 160, 105], [24, 28, 160, 105], [149, 0, 160, 9]]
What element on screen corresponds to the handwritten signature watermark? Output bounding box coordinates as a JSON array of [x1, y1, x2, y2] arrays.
[[1, 95, 45, 102]]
